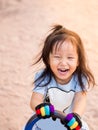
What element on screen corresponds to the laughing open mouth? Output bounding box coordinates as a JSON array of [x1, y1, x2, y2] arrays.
[[58, 69, 69, 74]]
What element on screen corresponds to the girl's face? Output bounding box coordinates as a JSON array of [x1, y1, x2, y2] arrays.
[[49, 40, 79, 84]]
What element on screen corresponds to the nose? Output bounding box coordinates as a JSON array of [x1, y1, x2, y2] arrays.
[[60, 58, 68, 66]]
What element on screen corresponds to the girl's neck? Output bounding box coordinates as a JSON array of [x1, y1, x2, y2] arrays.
[[54, 75, 73, 85]]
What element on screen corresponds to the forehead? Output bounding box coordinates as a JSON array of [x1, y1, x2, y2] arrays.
[[52, 39, 77, 53]]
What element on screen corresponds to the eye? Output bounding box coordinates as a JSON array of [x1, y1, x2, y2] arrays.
[[53, 55, 61, 59], [68, 56, 74, 59]]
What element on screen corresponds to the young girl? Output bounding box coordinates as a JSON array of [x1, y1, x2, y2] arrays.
[[30, 25, 95, 130]]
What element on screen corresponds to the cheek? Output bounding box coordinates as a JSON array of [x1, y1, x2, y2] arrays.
[[49, 60, 57, 67], [49, 57, 58, 66], [49, 59, 59, 72], [69, 60, 79, 67]]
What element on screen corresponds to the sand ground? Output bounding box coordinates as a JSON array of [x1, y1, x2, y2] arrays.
[[0, 0, 98, 130]]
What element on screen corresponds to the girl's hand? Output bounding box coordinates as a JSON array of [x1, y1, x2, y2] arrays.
[[63, 113, 82, 130], [35, 103, 54, 119]]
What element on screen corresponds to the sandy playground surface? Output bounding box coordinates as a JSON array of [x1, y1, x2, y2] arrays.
[[0, 0, 98, 130]]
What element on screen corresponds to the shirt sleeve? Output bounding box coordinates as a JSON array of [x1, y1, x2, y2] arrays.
[[33, 70, 47, 95], [33, 86, 46, 95]]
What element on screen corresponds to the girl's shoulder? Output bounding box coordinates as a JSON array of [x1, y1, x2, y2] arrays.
[[35, 69, 44, 77], [35, 69, 47, 80], [73, 73, 87, 83], [34, 69, 52, 86], [73, 73, 88, 92]]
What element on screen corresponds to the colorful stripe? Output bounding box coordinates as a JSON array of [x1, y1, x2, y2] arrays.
[[40, 107, 45, 116], [67, 117, 76, 126], [36, 109, 41, 115], [70, 121, 78, 129], [50, 105, 54, 113], [75, 125, 81, 130], [44, 105, 50, 115]]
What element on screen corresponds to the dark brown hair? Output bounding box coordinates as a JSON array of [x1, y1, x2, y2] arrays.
[[33, 24, 95, 91]]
